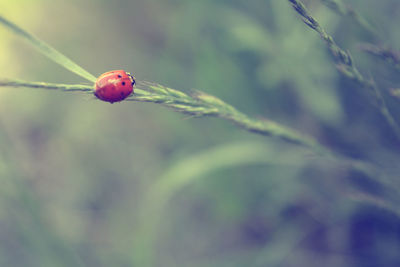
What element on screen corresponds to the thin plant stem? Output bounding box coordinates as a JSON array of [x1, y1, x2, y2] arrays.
[[0, 79, 324, 153], [287, 0, 400, 140], [0, 79, 93, 92]]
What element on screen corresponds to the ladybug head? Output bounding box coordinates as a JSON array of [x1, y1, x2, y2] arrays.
[[126, 72, 136, 86]]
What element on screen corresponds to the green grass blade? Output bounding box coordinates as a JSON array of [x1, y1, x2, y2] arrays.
[[0, 15, 97, 83]]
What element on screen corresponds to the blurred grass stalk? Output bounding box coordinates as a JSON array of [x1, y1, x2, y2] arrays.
[[288, 0, 400, 140], [131, 141, 325, 266]]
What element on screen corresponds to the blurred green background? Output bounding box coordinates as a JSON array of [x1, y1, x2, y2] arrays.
[[1, 0, 400, 266]]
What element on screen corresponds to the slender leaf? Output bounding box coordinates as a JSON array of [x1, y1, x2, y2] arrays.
[[0, 15, 97, 83]]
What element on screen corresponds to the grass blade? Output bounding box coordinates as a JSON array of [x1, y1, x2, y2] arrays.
[[0, 15, 97, 83], [0, 78, 325, 153]]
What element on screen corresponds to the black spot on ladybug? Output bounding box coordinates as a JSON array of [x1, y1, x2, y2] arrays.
[[120, 92, 125, 96], [118, 75, 122, 78], [122, 81, 126, 86]]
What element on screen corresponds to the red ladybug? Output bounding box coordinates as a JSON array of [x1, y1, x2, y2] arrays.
[[94, 70, 135, 103]]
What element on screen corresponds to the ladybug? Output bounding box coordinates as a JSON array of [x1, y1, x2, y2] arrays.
[[94, 70, 135, 103]]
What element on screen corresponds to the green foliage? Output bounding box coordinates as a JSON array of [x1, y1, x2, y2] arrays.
[[1, 1, 400, 267]]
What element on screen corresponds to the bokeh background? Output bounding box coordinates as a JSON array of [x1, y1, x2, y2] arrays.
[[1, 0, 400, 266]]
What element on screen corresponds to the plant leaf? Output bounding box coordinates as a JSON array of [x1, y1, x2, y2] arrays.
[[0, 15, 97, 83]]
